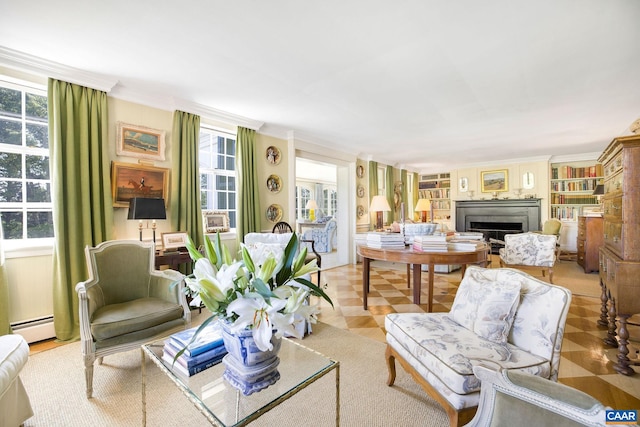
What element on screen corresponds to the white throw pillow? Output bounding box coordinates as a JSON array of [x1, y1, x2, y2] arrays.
[[449, 268, 522, 344]]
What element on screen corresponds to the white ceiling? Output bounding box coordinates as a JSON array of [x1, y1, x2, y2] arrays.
[[1, 0, 639, 173]]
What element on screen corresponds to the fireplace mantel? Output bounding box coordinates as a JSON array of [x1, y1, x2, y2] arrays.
[[455, 199, 542, 233]]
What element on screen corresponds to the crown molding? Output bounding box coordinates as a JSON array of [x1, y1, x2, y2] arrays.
[[0, 46, 118, 92], [0, 46, 263, 130]]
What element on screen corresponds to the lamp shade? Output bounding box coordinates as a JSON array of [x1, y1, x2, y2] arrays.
[[305, 199, 319, 210], [127, 198, 167, 220], [592, 184, 605, 196], [369, 195, 391, 212], [414, 198, 431, 212]]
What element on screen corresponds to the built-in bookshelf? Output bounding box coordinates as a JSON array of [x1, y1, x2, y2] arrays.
[[418, 173, 451, 218], [550, 161, 603, 221]]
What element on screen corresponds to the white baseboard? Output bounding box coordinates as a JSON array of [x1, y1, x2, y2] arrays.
[[11, 316, 55, 343]]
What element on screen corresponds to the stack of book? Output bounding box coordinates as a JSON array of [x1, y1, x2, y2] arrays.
[[447, 240, 486, 251], [366, 232, 405, 249], [413, 234, 452, 252], [162, 323, 228, 377]]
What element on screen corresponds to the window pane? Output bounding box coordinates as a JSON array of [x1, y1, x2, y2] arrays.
[[0, 211, 23, 239], [27, 182, 51, 202], [225, 156, 234, 171], [228, 211, 236, 228], [228, 176, 235, 191], [0, 119, 22, 145], [201, 190, 209, 209], [25, 93, 47, 122], [0, 87, 21, 117], [199, 132, 213, 169], [229, 192, 235, 208], [25, 155, 49, 179], [27, 211, 53, 238], [0, 181, 22, 202], [26, 123, 48, 148], [0, 152, 22, 178], [217, 192, 227, 209], [216, 153, 225, 170], [216, 175, 227, 191], [226, 138, 235, 156]]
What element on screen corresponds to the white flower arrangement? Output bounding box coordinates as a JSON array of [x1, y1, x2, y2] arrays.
[[181, 233, 333, 352]]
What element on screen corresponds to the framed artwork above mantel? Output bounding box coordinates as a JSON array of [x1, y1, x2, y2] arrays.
[[481, 169, 508, 193]]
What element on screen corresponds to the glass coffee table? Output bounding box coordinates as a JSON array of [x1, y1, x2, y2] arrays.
[[141, 336, 340, 426]]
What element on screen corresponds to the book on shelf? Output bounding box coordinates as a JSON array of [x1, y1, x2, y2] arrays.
[[163, 339, 228, 369], [170, 322, 225, 357]]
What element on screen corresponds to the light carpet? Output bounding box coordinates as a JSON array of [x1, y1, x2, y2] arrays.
[[20, 323, 448, 426]]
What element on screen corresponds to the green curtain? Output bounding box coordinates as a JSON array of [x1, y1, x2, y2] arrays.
[[368, 161, 378, 197], [49, 78, 113, 341], [400, 169, 408, 221], [386, 165, 394, 224], [0, 220, 11, 335], [170, 111, 203, 247], [413, 172, 419, 221], [236, 127, 260, 242]]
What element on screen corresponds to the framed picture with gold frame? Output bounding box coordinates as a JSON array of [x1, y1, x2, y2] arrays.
[[481, 169, 508, 193], [111, 161, 170, 207]]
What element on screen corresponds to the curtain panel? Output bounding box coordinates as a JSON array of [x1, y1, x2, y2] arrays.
[[235, 127, 260, 241], [48, 78, 113, 341], [386, 165, 394, 224], [170, 111, 203, 248]]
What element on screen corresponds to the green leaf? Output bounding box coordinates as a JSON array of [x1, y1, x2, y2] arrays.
[[185, 236, 204, 261], [296, 276, 334, 308]]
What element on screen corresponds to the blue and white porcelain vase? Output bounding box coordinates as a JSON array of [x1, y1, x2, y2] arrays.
[[220, 321, 282, 395]]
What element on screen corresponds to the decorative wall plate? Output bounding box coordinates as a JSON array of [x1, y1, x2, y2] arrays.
[[266, 204, 283, 223], [357, 184, 365, 198], [266, 146, 281, 165], [357, 205, 365, 218], [266, 174, 282, 193], [356, 165, 365, 178]]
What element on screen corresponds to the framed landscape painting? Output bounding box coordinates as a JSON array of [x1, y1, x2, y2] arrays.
[[117, 122, 166, 161], [111, 161, 170, 207], [481, 169, 508, 193]]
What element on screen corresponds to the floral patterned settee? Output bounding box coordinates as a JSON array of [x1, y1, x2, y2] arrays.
[[301, 218, 337, 253], [385, 266, 572, 427]]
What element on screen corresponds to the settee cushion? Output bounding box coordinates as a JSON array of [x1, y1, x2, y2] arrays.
[[385, 313, 551, 396], [90, 297, 184, 341], [449, 267, 522, 344]]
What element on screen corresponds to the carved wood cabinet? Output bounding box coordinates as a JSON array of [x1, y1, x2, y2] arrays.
[[598, 134, 640, 375], [577, 216, 603, 273]]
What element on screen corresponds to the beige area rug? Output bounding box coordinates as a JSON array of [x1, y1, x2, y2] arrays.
[[20, 323, 449, 427]]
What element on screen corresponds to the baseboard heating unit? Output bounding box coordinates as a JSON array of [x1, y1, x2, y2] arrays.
[[11, 315, 55, 343]]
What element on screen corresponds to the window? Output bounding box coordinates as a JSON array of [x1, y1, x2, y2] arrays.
[[0, 80, 53, 240], [199, 127, 236, 229], [322, 187, 337, 217], [296, 185, 312, 219]]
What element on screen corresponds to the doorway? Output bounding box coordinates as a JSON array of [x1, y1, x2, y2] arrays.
[[295, 156, 350, 270]]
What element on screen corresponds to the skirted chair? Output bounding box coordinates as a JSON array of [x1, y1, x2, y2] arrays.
[[301, 218, 337, 254], [76, 240, 191, 398], [385, 266, 572, 426], [466, 366, 610, 427], [0, 334, 33, 426], [493, 232, 558, 283]]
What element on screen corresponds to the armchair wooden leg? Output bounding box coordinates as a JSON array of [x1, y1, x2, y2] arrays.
[[84, 363, 94, 398], [385, 344, 396, 386]]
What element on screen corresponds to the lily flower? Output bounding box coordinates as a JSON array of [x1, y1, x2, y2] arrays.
[[226, 293, 288, 351]]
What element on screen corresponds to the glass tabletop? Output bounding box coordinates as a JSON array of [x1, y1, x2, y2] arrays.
[[142, 335, 339, 426]]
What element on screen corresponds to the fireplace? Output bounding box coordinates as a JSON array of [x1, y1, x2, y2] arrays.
[[455, 199, 542, 245]]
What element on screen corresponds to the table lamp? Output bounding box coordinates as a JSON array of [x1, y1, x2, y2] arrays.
[[305, 199, 318, 221], [370, 195, 391, 231], [415, 198, 431, 223], [128, 197, 166, 243]]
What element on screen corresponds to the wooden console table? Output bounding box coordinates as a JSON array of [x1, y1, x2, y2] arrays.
[[357, 244, 489, 312], [155, 250, 192, 270]]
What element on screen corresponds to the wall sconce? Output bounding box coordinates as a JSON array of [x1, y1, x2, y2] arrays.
[[127, 197, 166, 243], [414, 198, 432, 223], [305, 199, 319, 221], [369, 195, 391, 231]]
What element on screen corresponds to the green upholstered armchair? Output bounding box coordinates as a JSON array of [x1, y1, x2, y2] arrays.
[[76, 240, 191, 398], [466, 366, 610, 426]]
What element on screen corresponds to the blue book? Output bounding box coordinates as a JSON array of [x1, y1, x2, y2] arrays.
[[164, 339, 227, 368], [170, 323, 224, 357], [162, 351, 225, 376]]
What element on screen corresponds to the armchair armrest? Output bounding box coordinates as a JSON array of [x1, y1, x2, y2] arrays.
[[149, 269, 190, 323], [300, 238, 321, 264]]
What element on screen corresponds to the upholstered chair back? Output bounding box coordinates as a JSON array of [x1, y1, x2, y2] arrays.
[[88, 240, 153, 305], [499, 233, 557, 267]]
